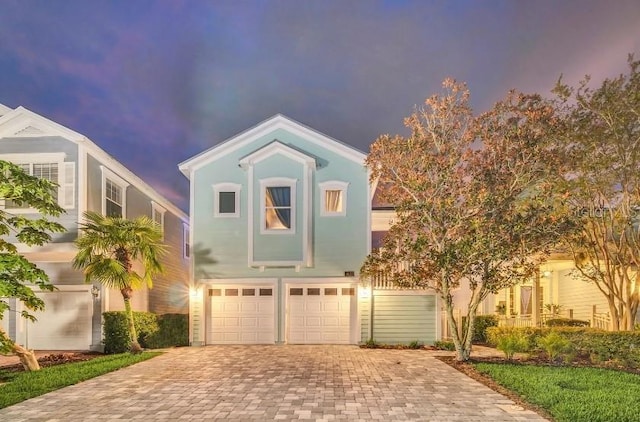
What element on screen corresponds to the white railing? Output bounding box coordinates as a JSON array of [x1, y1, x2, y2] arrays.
[[591, 312, 610, 330], [498, 316, 534, 328]]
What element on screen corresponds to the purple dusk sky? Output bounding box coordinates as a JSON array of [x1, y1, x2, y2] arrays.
[[1, 0, 639, 211]]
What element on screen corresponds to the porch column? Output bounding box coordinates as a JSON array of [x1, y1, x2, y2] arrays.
[[532, 271, 540, 327]]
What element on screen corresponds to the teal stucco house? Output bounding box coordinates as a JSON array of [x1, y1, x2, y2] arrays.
[[180, 115, 439, 345]]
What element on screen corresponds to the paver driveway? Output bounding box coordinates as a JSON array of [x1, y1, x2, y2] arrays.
[[0, 345, 547, 421]]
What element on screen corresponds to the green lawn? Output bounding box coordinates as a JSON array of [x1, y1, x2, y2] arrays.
[[474, 362, 640, 422], [0, 352, 161, 409]]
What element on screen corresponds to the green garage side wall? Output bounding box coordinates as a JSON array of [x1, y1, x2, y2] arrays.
[[362, 292, 438, 345]]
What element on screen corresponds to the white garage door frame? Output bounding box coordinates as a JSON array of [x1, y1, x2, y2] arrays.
[[204, 278, 279, 344], [284, 278, 359, 344]]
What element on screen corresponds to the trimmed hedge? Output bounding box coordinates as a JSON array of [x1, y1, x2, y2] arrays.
[[546, 318, 590, 327], [473, 315, 499, 343], [144, 313, 189, 349], [103, 311, 188, 354], [486, 326, 640, 368]]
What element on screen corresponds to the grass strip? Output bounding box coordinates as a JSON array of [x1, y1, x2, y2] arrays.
[[0, 352, 161, 409], [474, 362, 640, 422]]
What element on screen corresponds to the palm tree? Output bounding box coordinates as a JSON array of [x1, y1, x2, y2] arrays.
[[73, 211, 166, 353]]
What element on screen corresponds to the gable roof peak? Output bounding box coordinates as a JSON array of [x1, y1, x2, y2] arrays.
[[179, 114, 366, 178]]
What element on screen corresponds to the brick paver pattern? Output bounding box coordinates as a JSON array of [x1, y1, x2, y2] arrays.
[[0, 345, 548, 421]]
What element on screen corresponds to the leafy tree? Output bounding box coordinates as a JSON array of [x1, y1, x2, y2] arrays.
[[0, 160, 65, 371], [73, 211, 166, 353], [362, 79, 572, 361], [554, 55, 640, 330]]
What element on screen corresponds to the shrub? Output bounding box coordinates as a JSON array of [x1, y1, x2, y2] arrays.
[[144, 314, 189, 349], [362, 338, 379, 348], [433, 340, 456, 351], [546, 318, 590, 327], [496, 332, 529, 360], [538, 331, 572, 362], [103, 311, 159, 353], [487, 326, 640, 368], [407, 340, 423, 349], [472, 315, 498, 344]]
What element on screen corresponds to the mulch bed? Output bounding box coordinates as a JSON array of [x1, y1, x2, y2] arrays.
[[0, 352, 103, 373]]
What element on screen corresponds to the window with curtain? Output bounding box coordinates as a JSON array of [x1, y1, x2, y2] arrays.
[[325, 190, 343, 213], [265, 186, 291, 230], [319, 180, 348, 216]]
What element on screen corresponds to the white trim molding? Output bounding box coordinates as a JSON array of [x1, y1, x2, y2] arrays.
[[319, 180, 349, 217], [212, 182, 241, 218]]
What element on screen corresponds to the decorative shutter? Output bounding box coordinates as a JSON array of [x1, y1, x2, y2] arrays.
[[62, 162, 75, 209]]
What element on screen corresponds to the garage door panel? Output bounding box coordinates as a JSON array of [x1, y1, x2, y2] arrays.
[[305, 316, 322, 327], [208, 285, 275, 344], [287, 284, 354, 344], [241, 318, 258, 328], [240, 302, 258, 312], [323, 302, 340, 312]]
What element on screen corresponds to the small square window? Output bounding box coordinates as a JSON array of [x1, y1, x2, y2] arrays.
[[213, 183, 241, 218], [290, 288, 303, 296], [242, 288, 255, 296], [209, 289, 222, 297], [324, 288, 338, 296], [225, 289, 238, 296], [259, 288, 273, 296], [307, 288, 321, 296], [342, 288, 355, 296], [219, 192, 236, 214]]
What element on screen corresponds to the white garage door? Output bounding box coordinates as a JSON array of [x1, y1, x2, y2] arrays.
[[28, 289, 93, 350], [208, 286, 275, 344], [287, 284, 354, 344]]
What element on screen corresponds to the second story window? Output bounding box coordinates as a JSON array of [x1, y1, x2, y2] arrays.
[[212, 183, 241, 218], [319, 181, 349, 217], [0, 153, 75, 211], [6, 163, 58, 208], [260, 177, 296, 234], [105, 179, 123, 217], [151, 202, 166, 239], [183, 223, 190, 259], [265, 186, 291, 230], [101, 166, 129, 218]]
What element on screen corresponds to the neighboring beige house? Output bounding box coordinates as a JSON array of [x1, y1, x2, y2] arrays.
[[371, 199, 614, 334], [0, 104, 190, 351]]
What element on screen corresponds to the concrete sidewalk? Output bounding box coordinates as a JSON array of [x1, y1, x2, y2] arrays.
[[0, 345, 546, 421]]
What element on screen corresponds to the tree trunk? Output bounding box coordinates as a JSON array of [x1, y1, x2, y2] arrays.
[[12, 342, 40, 371], [121, 288, 142, 354], [0, 326, 40, 371]]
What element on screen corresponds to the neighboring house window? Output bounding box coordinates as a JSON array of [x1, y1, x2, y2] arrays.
[[212, 183, 241, 218], [0, 153, 75, 211], [101, 166, 129, 218], [260, 178, 296, 234], [151, 202, 166, 239], [183, 223, 190, 258], [319, 181, 349, 217]]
